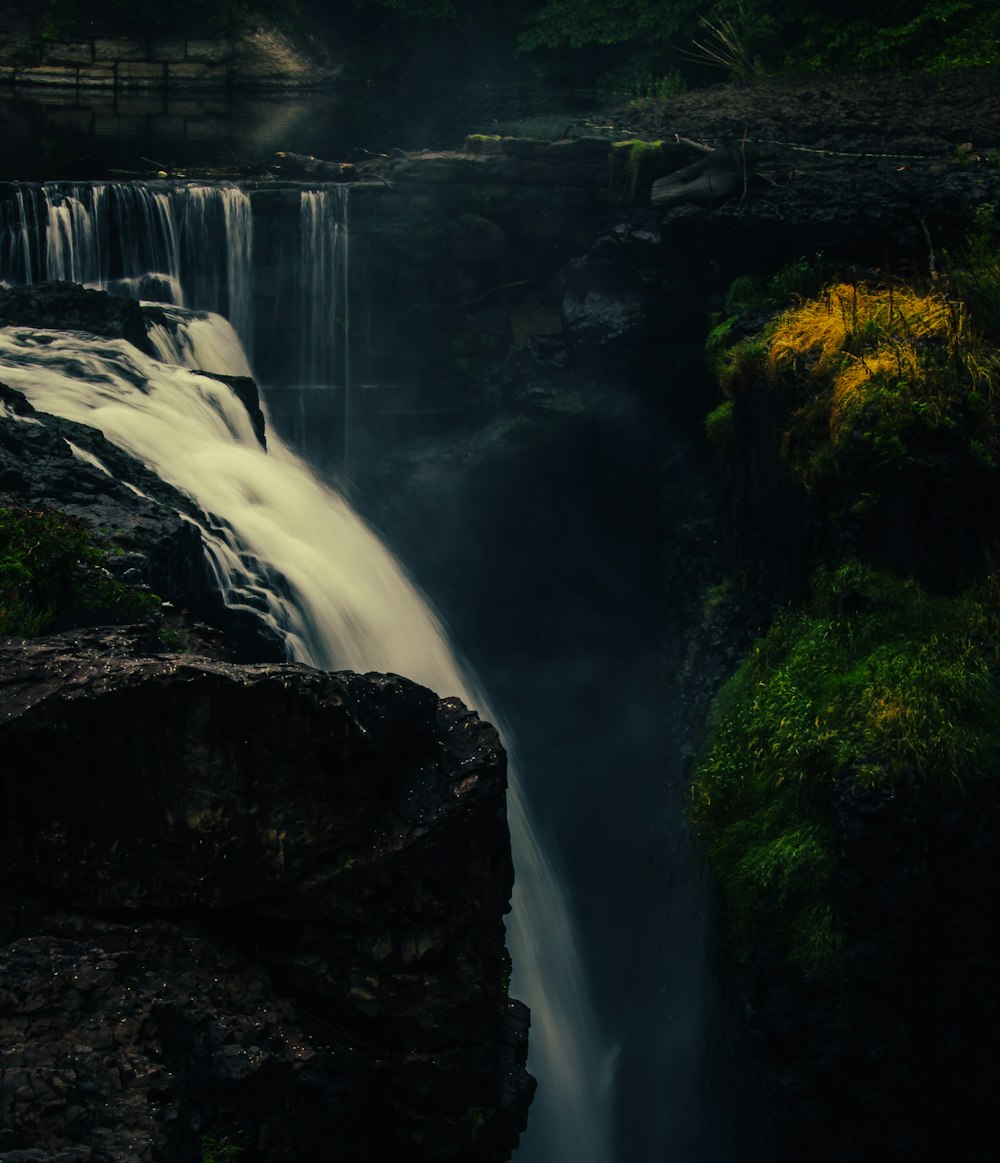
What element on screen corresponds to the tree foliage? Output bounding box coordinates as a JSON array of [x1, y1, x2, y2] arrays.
[[779, 0, 1000, 71], [41, 0, 1000, 76], [42, 0, 296, 37]]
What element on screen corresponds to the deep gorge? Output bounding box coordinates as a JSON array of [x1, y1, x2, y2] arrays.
[[3, 72, 1000, 1163]]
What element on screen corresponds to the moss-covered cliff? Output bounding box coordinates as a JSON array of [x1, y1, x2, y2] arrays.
[[688, 218, 1000, 1160]]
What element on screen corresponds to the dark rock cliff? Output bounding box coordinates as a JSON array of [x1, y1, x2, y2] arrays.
[[0, 627, 530, 1162]]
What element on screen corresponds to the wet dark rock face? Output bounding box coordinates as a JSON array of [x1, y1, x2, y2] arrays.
[[0, 627, 531, 1162]]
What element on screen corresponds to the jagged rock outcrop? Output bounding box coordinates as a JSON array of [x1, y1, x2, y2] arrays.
[[1, 382, 200, 594], [0, 281, 532, 1159], [0, 283, 153, 357], [0, 380, 280, 660], [0, 626, 532, 1161]]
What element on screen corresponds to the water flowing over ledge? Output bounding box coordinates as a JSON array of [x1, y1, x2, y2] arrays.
[[0, 227, 616, 1159]]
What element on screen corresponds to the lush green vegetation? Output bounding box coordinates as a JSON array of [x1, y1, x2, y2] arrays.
[[704, 398, 734, 445], [707, 224, 1000, 485], [42, 0, 296, 37], [0, 505, 158, 636], [694, 209, 1000, 971], [346, 0, 999, 84], [769, 279, 999, 482], [692, 564, 1000, 969]]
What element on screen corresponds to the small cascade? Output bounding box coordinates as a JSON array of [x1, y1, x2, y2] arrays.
[[5, 188, 38, 283], [293, 187, 352, 471], [44, 184, 106, 285], [146, 304, 254, 380], [0, 308, 615, 1163], [176, 185, 255, 356], [298, 187, 350, 389], [0, 182, 254, 353]]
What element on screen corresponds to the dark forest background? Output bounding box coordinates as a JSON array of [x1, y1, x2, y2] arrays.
[[40, 0, 1000, 90]]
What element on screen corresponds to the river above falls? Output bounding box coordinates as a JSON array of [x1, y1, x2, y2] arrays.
[[0, 83, 603, 180]]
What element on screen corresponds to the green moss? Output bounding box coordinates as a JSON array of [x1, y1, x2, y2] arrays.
[[705, 399, 735, 446], [0, 504, 159, 636], [464, 134, 503, 154], [725, 274, 769, 309], [692, 564, 1000, 970], [701, 577, 736, 618], [766, 253, 830, 305], [717, 277, 1000, 488], [611, 138, 665, 198], [945, 202, 1000, 345], [718, 335, 770, 397], [611, 138, 665, 159], [704, 313, 738, 371]]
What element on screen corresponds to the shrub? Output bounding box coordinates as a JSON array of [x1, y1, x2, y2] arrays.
[[0, 505, 158, 636], [945, 203, 1000, 346], [202, 1134, 243, 1163]]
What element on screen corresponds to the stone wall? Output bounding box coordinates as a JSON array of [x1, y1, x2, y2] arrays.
[[0, 10, 340, 90]]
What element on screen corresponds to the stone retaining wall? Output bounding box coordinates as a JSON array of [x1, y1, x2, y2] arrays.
[[0, 12, 339, 90]]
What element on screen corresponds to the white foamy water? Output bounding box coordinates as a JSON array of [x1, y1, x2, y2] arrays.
[[0, 311, 614, 1163], [1, 182, 255, 353]]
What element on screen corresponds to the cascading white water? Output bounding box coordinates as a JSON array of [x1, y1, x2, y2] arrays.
[[0, 310, 615, 1162], [298, 187, 350, 390], [1, 182, 254, 353]]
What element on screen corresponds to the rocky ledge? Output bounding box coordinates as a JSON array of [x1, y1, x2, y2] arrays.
[[0, 625, 532, 1161]]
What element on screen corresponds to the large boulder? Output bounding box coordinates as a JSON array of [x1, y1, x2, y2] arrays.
[[0, 625, 532, 1161]]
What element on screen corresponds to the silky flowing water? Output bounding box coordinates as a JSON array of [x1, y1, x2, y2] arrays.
[[0, 288, 614, 1161]]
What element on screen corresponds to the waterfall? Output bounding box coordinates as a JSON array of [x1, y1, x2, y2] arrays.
[[298, 187, 350, 390], [0, 317, 614, 1162], [0, 169, 623, 1153], [0, 182, 254, 353]]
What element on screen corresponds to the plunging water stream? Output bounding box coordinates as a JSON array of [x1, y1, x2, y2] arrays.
[[0, 183, 615, 1162]]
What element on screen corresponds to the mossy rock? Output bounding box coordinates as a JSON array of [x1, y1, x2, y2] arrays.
[[692, 563, 1000, 971]]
